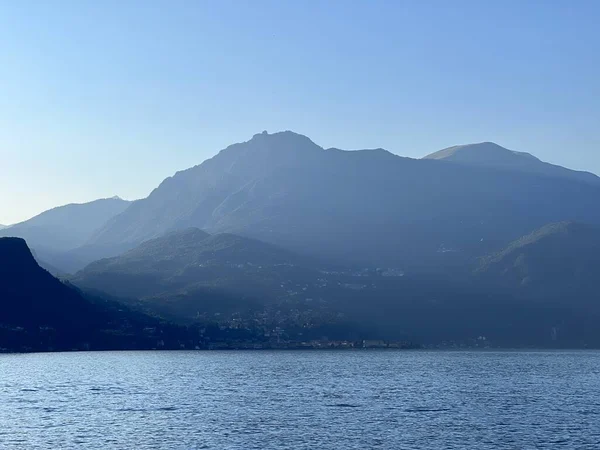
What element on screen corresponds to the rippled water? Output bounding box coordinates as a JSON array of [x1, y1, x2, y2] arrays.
[[1, 350, 600, 449]]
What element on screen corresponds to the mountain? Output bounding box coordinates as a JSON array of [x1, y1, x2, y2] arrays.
[[89, 131, 324, 246], [34, 241, 136, 275], [0, 197, 131, 252], [0, 225, 7, 230], [72, 228, 321, 320], [0, 197, 132, 274], [477, 222, 600, 301], [29, 248, 68, 278], [3, 236, 359, 352], [87, 131, 600, 274], [425, 142, 600, 186], [73, 227, 600, 347], [0, 237, 199, 352]]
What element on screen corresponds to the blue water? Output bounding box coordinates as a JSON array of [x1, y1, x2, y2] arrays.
[[1, 350, 599, 449]]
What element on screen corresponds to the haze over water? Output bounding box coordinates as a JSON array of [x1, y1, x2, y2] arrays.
[[2, 350, 599, 449]]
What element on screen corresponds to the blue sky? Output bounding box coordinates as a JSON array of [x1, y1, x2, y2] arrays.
[[1, 0, 599, 224]]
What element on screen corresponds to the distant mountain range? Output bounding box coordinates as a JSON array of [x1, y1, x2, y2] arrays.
[[0, 197, 130, 252], [0, 197, 131, 274], [5, 131, 600, 349], [425, 142, 600, 186], [84, 131, 600, 275], [0, 225, 7, 230], [5, 131, 600, 277]]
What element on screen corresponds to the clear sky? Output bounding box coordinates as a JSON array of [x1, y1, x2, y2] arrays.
[[1, 0, 599, 224]]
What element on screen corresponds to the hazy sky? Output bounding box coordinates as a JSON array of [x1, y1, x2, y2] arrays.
[[1, 0, 599, 224]]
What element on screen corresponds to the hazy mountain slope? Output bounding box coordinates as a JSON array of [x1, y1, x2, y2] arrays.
[[0, 237, 193, 352], [0, 197, 131, 252], [73, 228, 319, 309], [35, 241, 145, 275], [90, 131, 323, 246], [109, 228, 306, 269], [73, 228, 600, 347], [0, 225, 7, 230], [87, 132, 600, 273], [29, 248, 68, 278], [425, 142, 600, 186], [477, 222, 600, 300]]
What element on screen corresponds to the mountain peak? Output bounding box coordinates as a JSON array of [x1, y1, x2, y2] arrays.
[[0, 237, 40, 275], [424, 142, 599, 185], [248, 130, 320, 147], [425, 142, 539, 162], [251, 130, 272, 139], [0, 236, 34, 254], [201, 130, 323, 177]]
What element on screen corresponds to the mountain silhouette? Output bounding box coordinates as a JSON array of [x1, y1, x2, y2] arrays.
[[0, 237, 196, 352]]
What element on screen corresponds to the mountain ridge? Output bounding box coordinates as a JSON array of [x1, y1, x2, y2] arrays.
[[73, 227, 318, 301], [84, 131, 600, 274], [476, 221, 600, 300], [424, 142, 600, 185], [0, 197, 131, 252], [426, 142, 540, 161]]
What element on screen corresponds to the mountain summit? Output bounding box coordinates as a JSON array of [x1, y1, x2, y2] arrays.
[[426, 142, 538, 163], [425, 142, 600, 185], [88, 131, 327, 247]]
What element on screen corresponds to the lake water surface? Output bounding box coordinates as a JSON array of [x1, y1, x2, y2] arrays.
[[1, 350, 599, 449]]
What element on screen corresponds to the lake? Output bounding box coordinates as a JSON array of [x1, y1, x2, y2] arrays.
[[1, 350, 599, 449]]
